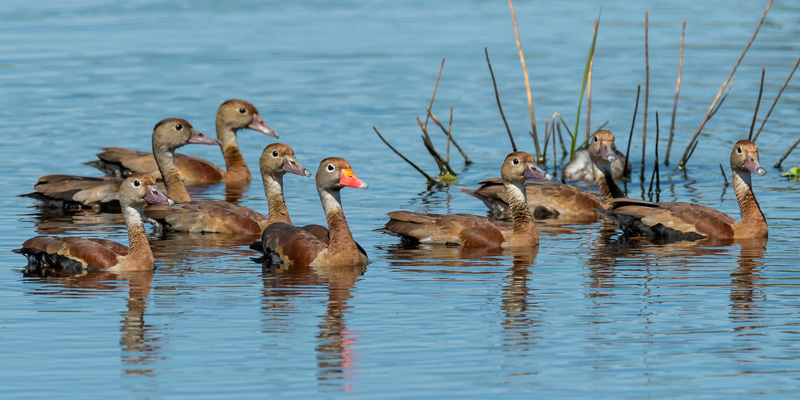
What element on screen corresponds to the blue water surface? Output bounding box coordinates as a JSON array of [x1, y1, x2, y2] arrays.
[[1, 0, 800, 398]]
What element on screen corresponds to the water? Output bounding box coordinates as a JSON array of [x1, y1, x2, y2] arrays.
[[2, 0, 800, 398]]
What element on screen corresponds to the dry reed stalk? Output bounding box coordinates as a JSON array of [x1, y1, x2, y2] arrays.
[[543, 117, 550, 157], [648, 111, 661, 201], [447, 106, 453, 164], [753, 55, 800, 142], [665, 20, 686, 166], [507, 0, 541, 161], [749, 68, 766, 141], [678, 0, 773, 169], [624, 85, 642, 186], [774, 137, 800, 169], [373, 126, 437, 185], [428, 109, 471, 164], [417, 116, 456, 176], [719, 163, 728, 185], [485, 48, 517, 152], [552, 120, 557, 173], [423, 59, 446, 129], [642, 11, 649, 182], [556, 121, 567, 156]]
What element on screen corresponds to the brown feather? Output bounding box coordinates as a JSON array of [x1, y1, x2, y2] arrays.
[[263, 222, 327, 266], [145, 200, 266, 235], [92, 148, 226, 185], [27, 174, 122, 210], [18, 235, 123, 273], [463, 179, 602, 221], [385, 211, 509, 247]]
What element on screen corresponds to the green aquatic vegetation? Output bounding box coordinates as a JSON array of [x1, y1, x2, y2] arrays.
[[781, 167, 800, 181]]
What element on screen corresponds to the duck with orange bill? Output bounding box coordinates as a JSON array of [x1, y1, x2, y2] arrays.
[[259, 157, 369, 268]]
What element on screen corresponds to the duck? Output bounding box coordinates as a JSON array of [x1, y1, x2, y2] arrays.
[[15, 174, 173, 276], [24, 120, 219, 211], [144, 137, 311, 235], [384, 151, 552, 248], [259, 157, 370, 268], [561, 136, 631, 182], [87, 99, 277, 185], [463, 130, 625, 221], [597, 139, 767, 241]]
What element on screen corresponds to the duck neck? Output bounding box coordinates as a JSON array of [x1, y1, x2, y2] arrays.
[[593, 161, 625, 201], [262, 173, 291, 224], [217, 120, 250, 182], [154, 146, 191, 202], [732, 169, 767, 235], [319, 189, 357, 253], [121, 204, 154, 269], [503, 181, 536, 235]]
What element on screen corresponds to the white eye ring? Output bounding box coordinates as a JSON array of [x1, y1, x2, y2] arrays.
[[132, 179, 141, 188], [737, 147, 742, 154], [272, 150, 279, 157], [174, 123, 183, 131], [327, 164, 335, 172], [512, 158, 519, 165], [593, 135, 598, 142]]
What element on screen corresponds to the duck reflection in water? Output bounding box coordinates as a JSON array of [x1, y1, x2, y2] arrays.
[[260, 260, 365, 392], [500, 247, 542, 355], [21, 270, 160, 377], [729, 238, 767, 327], [382, 243, 542, 356]]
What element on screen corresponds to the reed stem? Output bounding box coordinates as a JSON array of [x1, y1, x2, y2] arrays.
[[665, 20, 685, 166]]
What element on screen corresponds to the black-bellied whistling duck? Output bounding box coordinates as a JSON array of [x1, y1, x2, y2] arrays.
[[15, 174, 173, 276], [144, 140, 311, 235], [257, 143, 312, 225], [24, 119, 219, 211], [384, 151, 552, 248], [87, 99, 277, 185], [260, 157, 369, 268], [463, 130, 625, 221], [598, 140, 768, 241], [562, 134, 631, 182]]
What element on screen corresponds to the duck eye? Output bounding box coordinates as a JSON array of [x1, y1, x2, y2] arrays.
[[512, 158, 519, 165], [238, 107, 247, 114], [132, 179, 141, 188], [327, 164, 335, 172], [272, 150, 279, 157], [175, 123, 183, 131], [737, 146, 742, 154], [593, 136, 598, 142]]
